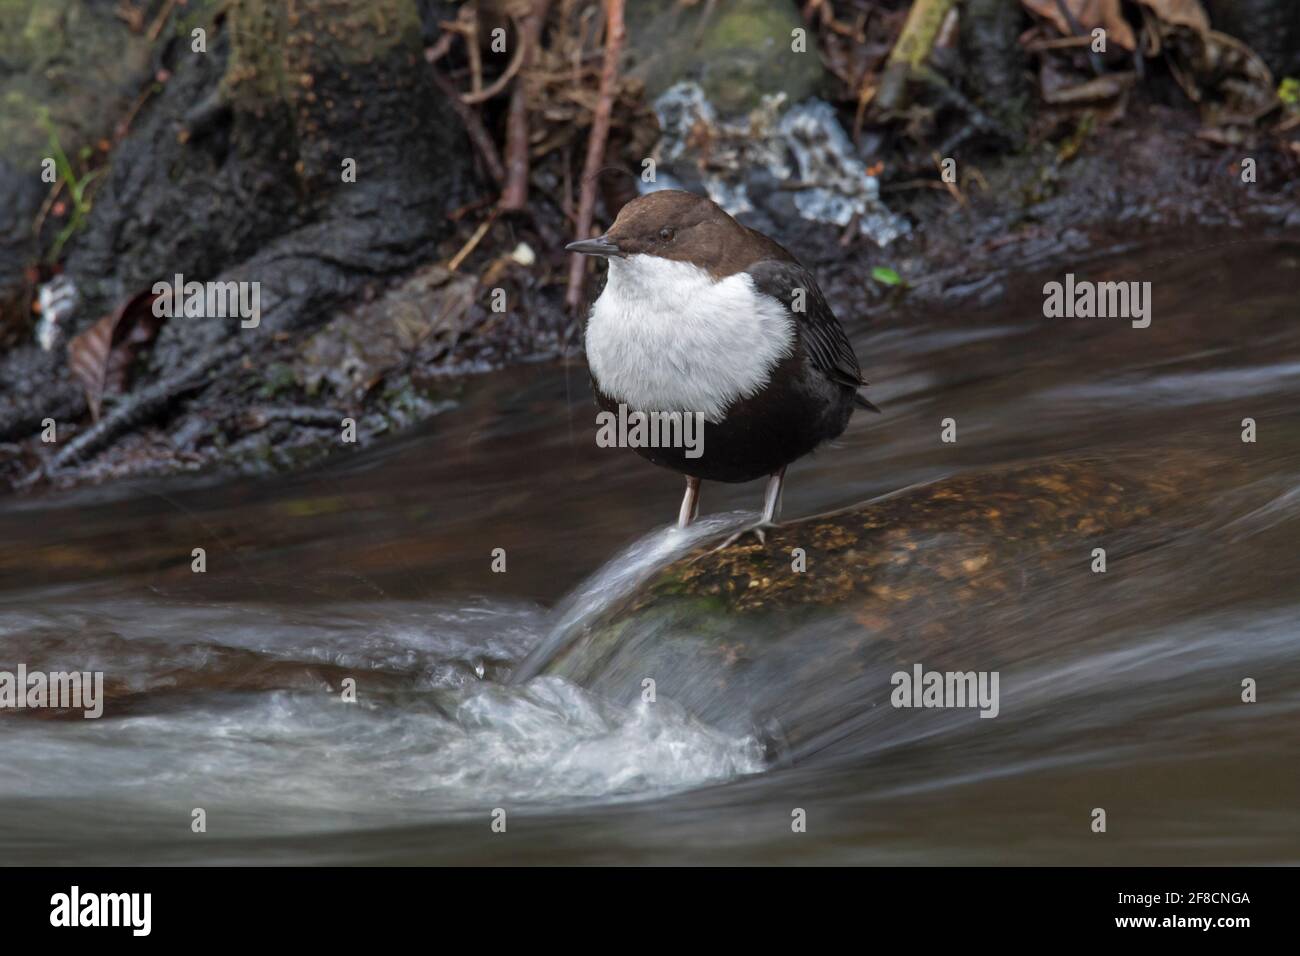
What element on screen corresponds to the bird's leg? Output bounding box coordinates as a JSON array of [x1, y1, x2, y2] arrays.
[[761, 466, 786, 524], [703, 466, 787, 554], [677, 476, 701, 528]]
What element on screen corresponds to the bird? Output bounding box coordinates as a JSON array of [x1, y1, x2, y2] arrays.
[[567, 189, 879, 541]]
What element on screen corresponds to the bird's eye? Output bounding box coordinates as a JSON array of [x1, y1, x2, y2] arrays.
[[658, 227, 675, 242]]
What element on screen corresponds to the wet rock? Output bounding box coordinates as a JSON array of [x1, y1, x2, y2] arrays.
[[650, 83, 909, 246], [296, 264, 476, 402], [539, 455, 1235, 755], [1, 0, 475, 488]]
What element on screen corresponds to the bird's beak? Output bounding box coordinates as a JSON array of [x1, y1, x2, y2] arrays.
[[565, 235, 624, 258]]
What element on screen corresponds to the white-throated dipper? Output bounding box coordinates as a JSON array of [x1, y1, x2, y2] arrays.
[[568, 189, 879, 539]]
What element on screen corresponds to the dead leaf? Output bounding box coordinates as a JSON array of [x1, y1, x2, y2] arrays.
[[1197, 31, 1275, 115], [1162, 26, 1277, 128], [1021, 0, 1137, 52], [67, 289, 164, 421]]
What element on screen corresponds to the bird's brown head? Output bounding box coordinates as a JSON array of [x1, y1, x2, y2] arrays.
[[566, 190, 768, 279]]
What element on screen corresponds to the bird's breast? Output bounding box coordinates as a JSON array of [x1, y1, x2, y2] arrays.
[[584, 256, 795, 423]]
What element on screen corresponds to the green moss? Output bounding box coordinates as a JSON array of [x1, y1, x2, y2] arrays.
[[705, 1, 823, 113], [708, 3, 783, 46], [224, 0, 424, 107], [0, 0, 154, 170], [629, 0, 824, 116], [223, 0, 290, 105], [258, 362, 298, 399], [20, 1, 66, 51], [0, 0, 65, 62]]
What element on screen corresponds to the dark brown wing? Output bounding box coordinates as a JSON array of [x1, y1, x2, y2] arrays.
[[747, 259, 878, 411]]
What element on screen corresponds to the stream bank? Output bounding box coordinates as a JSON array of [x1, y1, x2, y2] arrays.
[[1, 0, 1297, 493]]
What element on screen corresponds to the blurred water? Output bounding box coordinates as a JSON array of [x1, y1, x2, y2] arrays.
[[0, 234, 1297, 864]]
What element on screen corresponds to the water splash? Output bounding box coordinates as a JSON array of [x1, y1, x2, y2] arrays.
[[0, 519, 768, 853], [508, 512, 749, 684], [0, 675, 763, 833]]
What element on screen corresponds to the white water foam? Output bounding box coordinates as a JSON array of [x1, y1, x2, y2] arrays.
[[0, 520, 764, 841]]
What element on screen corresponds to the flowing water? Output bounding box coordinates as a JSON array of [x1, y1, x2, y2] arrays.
[[1, 234, 1297, 864]]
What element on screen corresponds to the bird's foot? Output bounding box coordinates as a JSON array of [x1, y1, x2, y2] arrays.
[[697, 519, 778, 559]]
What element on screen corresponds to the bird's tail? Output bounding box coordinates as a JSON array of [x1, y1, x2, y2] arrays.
[[854, 391, 882, 414]]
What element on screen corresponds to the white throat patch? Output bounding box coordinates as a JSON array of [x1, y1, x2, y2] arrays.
[[584, 254, 794, 423]]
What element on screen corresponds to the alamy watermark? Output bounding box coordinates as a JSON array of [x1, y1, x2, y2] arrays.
[[1043, 273, 1151, 329], [50, 886, 150, 936], [891, 662, 999, 718], [152, 273, 261, 328], [596, 403, 705, 458], [0, 665, 104, 718]]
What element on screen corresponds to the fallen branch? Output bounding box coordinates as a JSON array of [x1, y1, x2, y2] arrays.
[[41, 339, 246, 479], [564, 0, 625, 313], [874, 0, 956, 113], [500, 0, 554, 212]]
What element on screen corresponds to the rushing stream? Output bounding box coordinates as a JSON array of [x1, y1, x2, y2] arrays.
[[1, 234, 1297, 864]]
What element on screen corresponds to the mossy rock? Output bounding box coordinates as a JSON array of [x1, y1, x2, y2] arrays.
[[540, 454, 1235, 757], [626, 0, 825, 116], [0, 1, 231, 332]]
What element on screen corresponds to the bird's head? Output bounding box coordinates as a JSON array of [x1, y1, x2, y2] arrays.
[[565, 189, 750, 278]]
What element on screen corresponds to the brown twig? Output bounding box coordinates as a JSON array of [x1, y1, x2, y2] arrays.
[[436, 10, 482, 91], [448, 195, 497, 222], [425, 30, 455, 64], [1052, 0, 1106, 77], [460, 17, 527, 105], [430, 65, 506, 185], [500, 0, 554, 211], [564, 0, 625, 313], [114, 0, 145, 33], [1023, 35, 1096, 52], [114, 74, 164, 142], [462, 9, 483, 97], [146, 0, 177, 41], [31, 179, 67, 243], [447, 211, 498, 273]]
